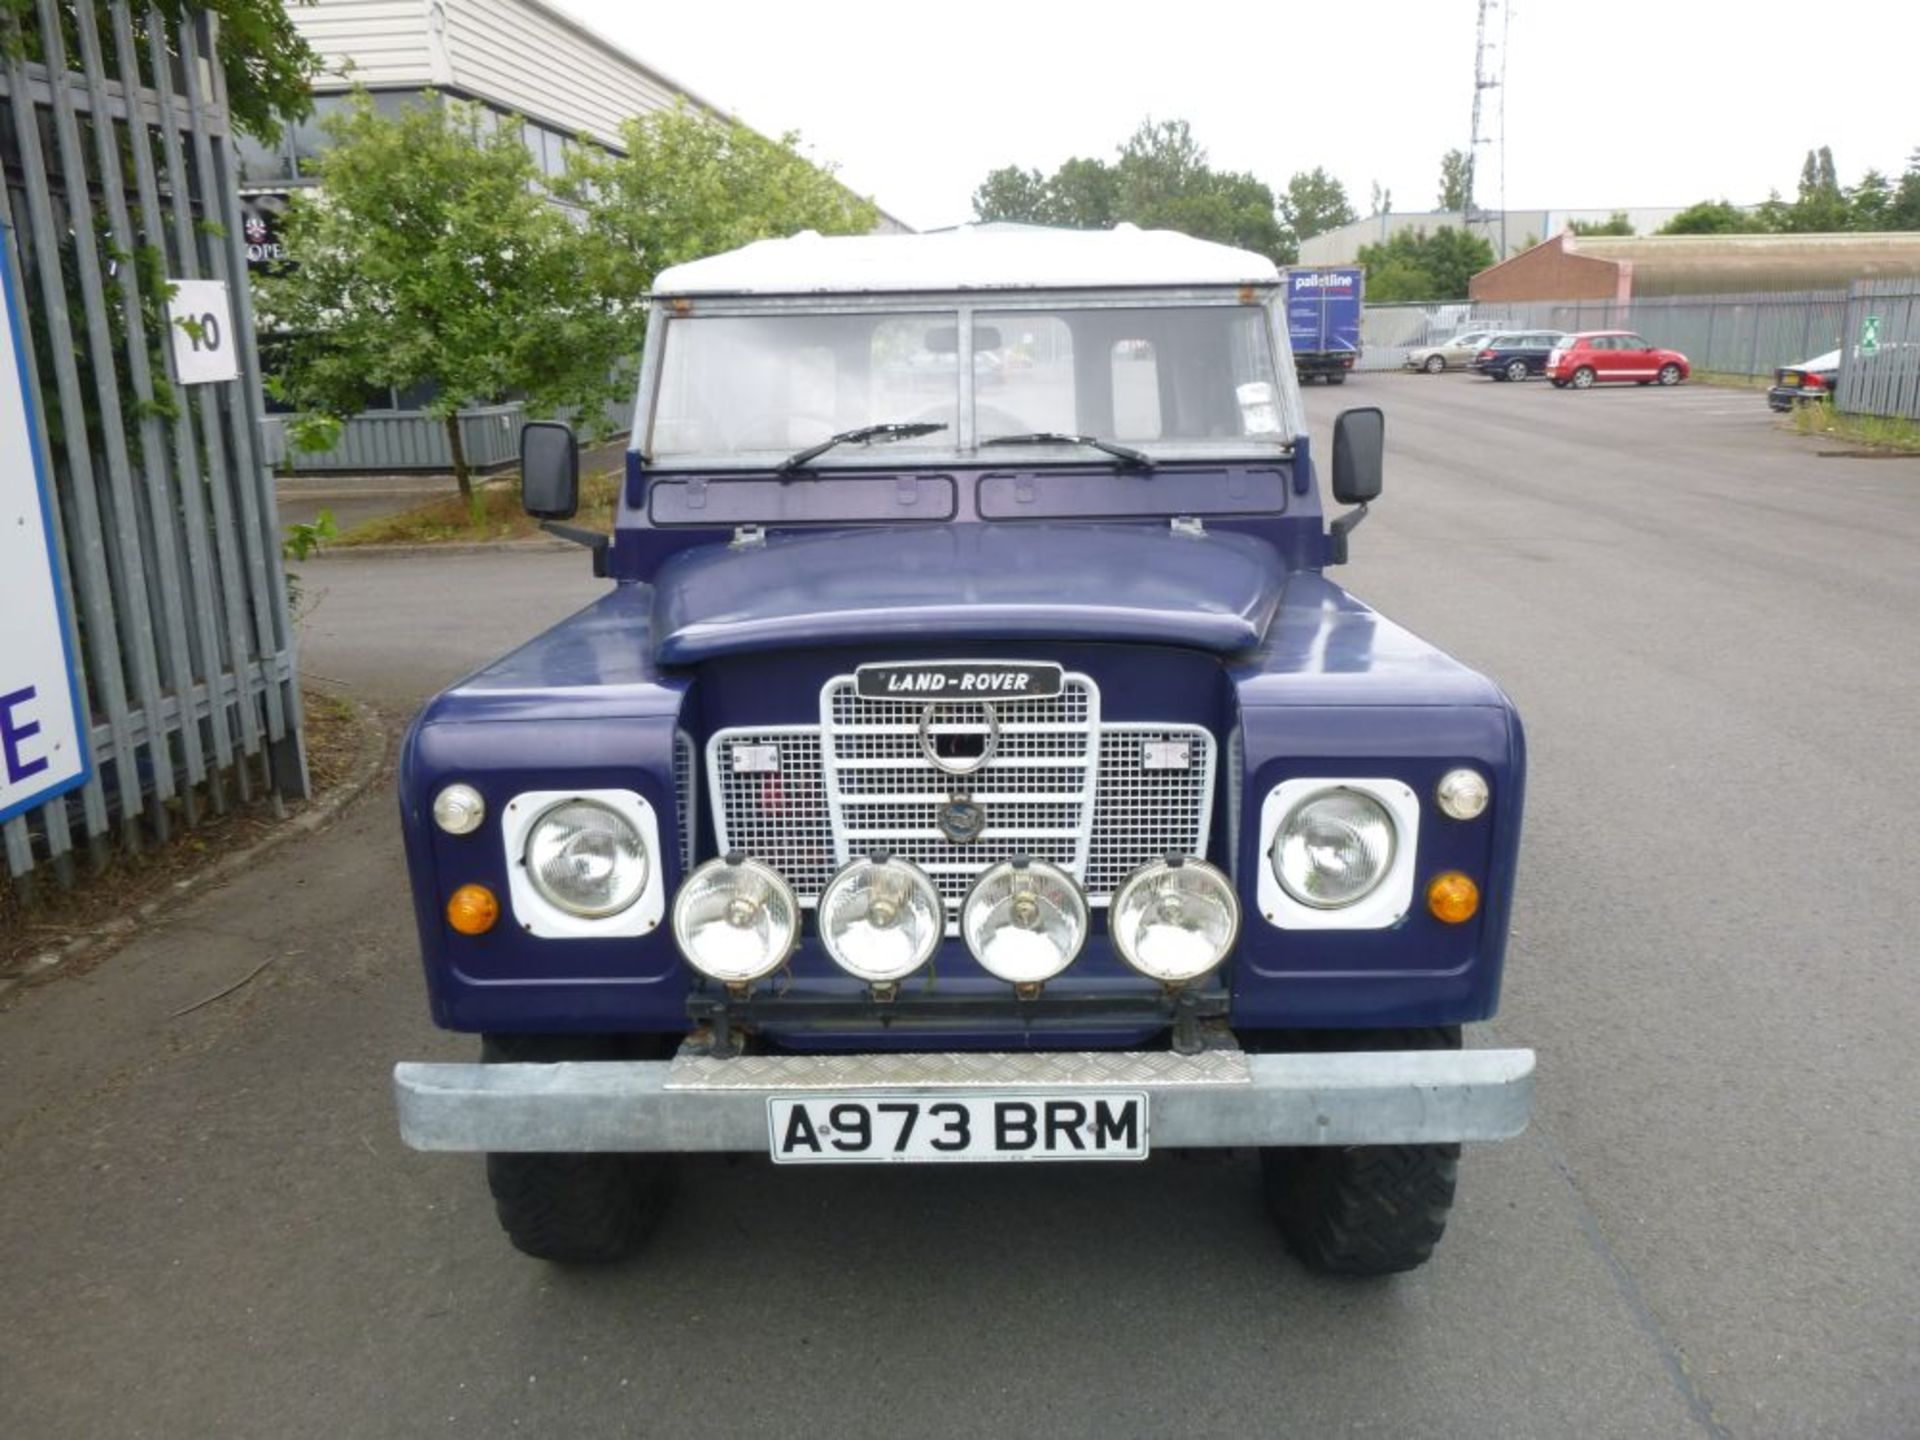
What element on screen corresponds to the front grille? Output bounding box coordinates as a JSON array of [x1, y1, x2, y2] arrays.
[[708, 673, 1216, 912]]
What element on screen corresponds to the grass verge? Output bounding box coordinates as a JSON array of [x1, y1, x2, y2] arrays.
[[1788, 403, 1920, 455], [1691, 370, 1772, 392], [334, 468, 620, 546]]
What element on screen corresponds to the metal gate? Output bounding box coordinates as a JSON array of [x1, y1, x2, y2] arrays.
[[1836, 281, 1920, 419], [2, 2, 304, 893]]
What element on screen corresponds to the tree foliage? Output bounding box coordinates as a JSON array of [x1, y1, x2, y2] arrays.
[[1279, 167, 1357, 244], [1658, 200, 1754, 235], [973, 118, 1293, 264], [560, 104, 877, 309], [1356, 226, 1495, 302], [1660, 145, 1920, 234], [258, 94, 621, 497], [260, 95, 873, 497], [1437, 148, 1474, 212], [1568, 211, 1634, 236], [1, 0, 320, 140]]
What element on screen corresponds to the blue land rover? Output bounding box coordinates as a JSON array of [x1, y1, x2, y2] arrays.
[[394, 225, 1535, 1275]]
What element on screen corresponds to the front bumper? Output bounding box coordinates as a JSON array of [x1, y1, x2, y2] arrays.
[[394, 1043, 1536, 1153]]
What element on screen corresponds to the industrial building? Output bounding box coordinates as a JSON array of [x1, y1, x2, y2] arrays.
[[1468, 231, 1920, 302], [1298, 206, 1689, 267]]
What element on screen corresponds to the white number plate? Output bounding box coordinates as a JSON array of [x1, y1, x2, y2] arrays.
[[768, 1092, 1149, 1164]]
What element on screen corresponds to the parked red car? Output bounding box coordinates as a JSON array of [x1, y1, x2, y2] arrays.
[[1546, 332, 1690, 389]]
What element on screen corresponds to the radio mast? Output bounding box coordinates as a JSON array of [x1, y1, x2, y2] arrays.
[[1468, 0, 1510, 256]]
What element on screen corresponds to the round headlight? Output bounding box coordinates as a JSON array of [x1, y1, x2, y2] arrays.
[[819, 855, 944, 983], [1271, 789, 1396, 909], [672, 855, 799, 984], [524, 799, 649, 917], [1110, 857, 1240, 983], [432, 783, 486, 835], [960, 858, 1088, 985], [1436, 768, 1490, 820]]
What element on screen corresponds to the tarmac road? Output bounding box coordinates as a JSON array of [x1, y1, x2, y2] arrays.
[[1, 374, 1914, 1438]]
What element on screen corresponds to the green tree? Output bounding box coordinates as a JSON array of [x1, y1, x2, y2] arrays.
[[1659, 199, 1763, 234], [970, 118, 1292, 264], [259, 94, 631, 502], [1847, 170, 1894, 230], [1046, 156, 1119, 228], [1437, 148, 1474, 213], [973, 165, 1050, 223], [1568, 211, 1634, 236], [1369, 180, 1392, 217], [1889, 149, 1920, 229], [1357, 226, 1495, 301], [1279, 167, 1357, 244], [564, 104, 876, 296], [1782, 145, 1849, 231]]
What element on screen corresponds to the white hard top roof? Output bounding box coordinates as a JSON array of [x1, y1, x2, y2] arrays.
[[650, 223, 1282, 297]]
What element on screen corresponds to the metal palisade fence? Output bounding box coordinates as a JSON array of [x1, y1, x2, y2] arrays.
[[1836, 280, 1920, 420], [2, 1, 304, 894], [1359, 291, 1855, 377]]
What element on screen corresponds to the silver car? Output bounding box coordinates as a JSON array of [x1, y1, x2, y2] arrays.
[[1405, 330, 1498, 374]]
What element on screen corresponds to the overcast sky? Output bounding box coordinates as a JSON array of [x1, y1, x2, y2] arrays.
[[551, 0, 1917, 233]]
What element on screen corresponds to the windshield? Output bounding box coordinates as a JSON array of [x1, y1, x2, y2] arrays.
[[647, 304, 1287, 466]]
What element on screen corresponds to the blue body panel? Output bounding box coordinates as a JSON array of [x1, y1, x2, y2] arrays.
[[400, 490, 1527, 1039], [652, 523, 1287, 663], [1284, 267, 1364, 372]]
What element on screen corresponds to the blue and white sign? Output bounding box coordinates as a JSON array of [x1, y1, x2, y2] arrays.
[[1, 240, 91, 824]]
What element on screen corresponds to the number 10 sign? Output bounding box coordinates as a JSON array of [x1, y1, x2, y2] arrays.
[[166, 277, 239, 385]]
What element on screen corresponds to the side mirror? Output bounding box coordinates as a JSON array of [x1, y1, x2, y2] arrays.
[[521, 421, 579, 519], [1330, 406, 1384, 505]]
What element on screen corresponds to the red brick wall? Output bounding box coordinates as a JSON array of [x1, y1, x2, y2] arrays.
[[1470, 235, 1629, 303]]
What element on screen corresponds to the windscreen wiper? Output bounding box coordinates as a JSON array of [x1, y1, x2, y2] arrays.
[[980, 432, 1154, 470], [777, 422, 947, 475]]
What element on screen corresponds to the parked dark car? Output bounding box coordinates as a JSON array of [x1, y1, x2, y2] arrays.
[[1768, 349, 1840, 411], [1471, 332, 1566, 381]]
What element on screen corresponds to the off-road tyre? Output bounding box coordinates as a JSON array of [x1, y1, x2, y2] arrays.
[[1241, 1027, 1463, 1277], [481, 1033, 678, 1264], [1423, 353, 1446, 373]]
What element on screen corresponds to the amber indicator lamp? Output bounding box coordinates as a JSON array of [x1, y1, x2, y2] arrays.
[[446, 883, 500, 935], [1426, 872, 1480, 925]]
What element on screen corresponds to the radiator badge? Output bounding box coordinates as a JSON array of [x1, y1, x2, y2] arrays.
[[857, 660, 1064, 701], [937, 796, 986, 845]]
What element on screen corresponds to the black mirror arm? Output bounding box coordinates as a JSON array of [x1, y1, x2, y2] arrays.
[[1326, 502, 1369, 566], [541, 520, 611, 578]]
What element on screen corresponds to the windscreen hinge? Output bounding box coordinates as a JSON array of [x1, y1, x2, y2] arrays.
[[1170, 516, 1205, 538], [730, 524, 766, 550]]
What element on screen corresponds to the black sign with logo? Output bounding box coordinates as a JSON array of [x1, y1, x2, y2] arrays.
[[240, 193, 290, 272], [856, 661, 1064, 702]]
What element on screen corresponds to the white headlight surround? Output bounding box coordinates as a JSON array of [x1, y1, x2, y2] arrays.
[[501, 789, 665, 939], [432, 782, 487, 836], [1109, 856, 1241, 984], [818, 854, 945, 984], [960, 857, 1089, 986], [1436, 768, 1490, 820], [1256, 778, 1420, 931], [672, 854, 800, 986]]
